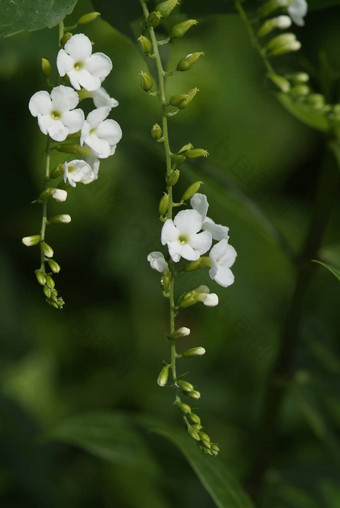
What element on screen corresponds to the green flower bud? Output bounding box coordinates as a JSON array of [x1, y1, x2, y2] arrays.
[[56, 144, 92, 157], [211, 443, 220, 454], [138, 35, 152, 54], [45, 274, 55, 289], [257, 15, 291, 38], [43, 286, 51, 299], [178, 290, 197, 309], [181, 181, 203, 201], [199, 431, 211, 444], [286, 72, 309, 83], [170, 327, 191, 340], [161, 269, 172, 292], [177, 142, 193, 154], [140, 71, 153, 91], [177, 380, 194, 392], [177, 52, 204, 72], [159, 193, 170, 215], [47, 259, 61, 274], [156, 0, 179, 18], [41, 241, 54, 258], [49, 214, 72, 224], [267, 34, 301, 56], [175, 401, 191, 414], [192, 423, 203, 431], [151, 123, 162, 140], [268, 73, 291, 93], [148, 11, 162, 27], [188, 427, 201, 441], [290, 85, 310, 96], [35, 269, 46, 285], [188, 413, 201, 424], [50, 164, 64, 179], [170, 87, 199, 109], [22, 235, 40, 247], [306, 94, 325, 108], [171, 19, 198, 39], [60, 32, 73, 47], [41, 58, 51, 78], [166, 169, 180, 186], [157, 365, 169, 386], [185, 256, 212, 271], [187, 390, 201, 399], [182, 347, 206, 357], [184, 148, 209, 159], [77, 12, 101, 25], [259, 0, 284, 18]]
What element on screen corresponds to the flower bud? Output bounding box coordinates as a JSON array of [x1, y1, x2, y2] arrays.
[[171, 19, 198, 39], [157, 365, 169, 386], [35, 269, 46, 285], [43, 286, 51, 299], [56, 144, 93, 157], [286, 72, 309, 83], [182, 347, 206, 357], [148, 11, 162, 27], [51, 189, 67, 202], [49, 214, 72, 224], [159, 193, 170, 215], [161, 269, 172, 292], [199, 431, 211, 444], [156, 0, 179, 18], [187, 390, 201, 399], [166, 169, 180, 186], [140, 71, 153, 92], [170, 327, 191, 340], [45, 274, 55, 289], [41, 241, 54, 258], [211, 443, 220, 456], [259, 0, 284, 18], [178, 290, 197, 309], [77, 12, 101, 25], [266, 34, 301, 56], [185, 256, 211, 271], [201, 293, 219, 307], [268, 73, 291, 93], [138, 35, 152, 54], [60, 32, 73, 47], [151, 123, 162, 140], [306, 94, 325, 108], [257, 15, 291, 37], [170, 87, 199, 109], [290, 85, 310, 96], [192, 423, 203, 431], [50, 164, 64, 179], [188, 413, 201, 424], [177, 142, 193, 154], [175, 401, 191, 414], [41, 58, 51, 78], [181, 181, 203, 201], [177, 380, 194, 392], [177, 52, 204, 72], [188, 427, 200, 441], [184, 149, 209, 159], [47, 259, 61, 273], [22, 235, 40, 247]]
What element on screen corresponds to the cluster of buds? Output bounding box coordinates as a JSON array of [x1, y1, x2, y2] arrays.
[[23, 13, 122, 308], [139, 0, 237, 453]]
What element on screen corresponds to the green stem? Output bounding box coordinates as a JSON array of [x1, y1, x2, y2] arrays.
[[58, 19, 65, 45], [40, 137, 51, 271], [140, 1, 177, 385]]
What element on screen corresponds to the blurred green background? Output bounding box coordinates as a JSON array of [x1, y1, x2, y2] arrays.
[[0, 0, 340, 506]]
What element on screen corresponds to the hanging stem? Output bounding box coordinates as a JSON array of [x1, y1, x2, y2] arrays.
[[40, 137, 51, 271]]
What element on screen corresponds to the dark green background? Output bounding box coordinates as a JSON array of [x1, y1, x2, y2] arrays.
[[0, 0, 339, 506]]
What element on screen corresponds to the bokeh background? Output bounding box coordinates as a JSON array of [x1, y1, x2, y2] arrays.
[[0, 0, 340, 506]]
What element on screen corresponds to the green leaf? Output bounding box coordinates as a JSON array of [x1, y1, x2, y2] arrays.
[[0, 0, 78, 38], [312, 260, 340, 282], [276, 93, 330, 132]]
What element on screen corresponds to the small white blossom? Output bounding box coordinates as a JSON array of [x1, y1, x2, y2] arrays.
[[93, 87, 119, 109], [147, 251, 168, 273], [63, 159, 96, 187], [51, 189, 67, 202], [161, 209, 212, 262], [57, 34, 112, 91], [209, 239, 237, 288], [81, 106, 122, 159], [202, 293, 219, 307], [190, 193, 229, 242], [278, 0, 308, 26], [29, 85, 84, 142]]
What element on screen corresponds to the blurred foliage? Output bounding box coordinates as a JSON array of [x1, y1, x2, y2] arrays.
[[0, 0, 339, 506]]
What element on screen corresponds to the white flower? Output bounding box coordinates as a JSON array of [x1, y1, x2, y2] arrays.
[[190, 193, 229, 242], [93, 87, 119, 109], [29, 85, 84, 142], [147, 252, 168, 273], [278, 0, 307, 26], [81, 106, 122, 159], [209, 239, 237, 288], [161, 209, 212, 262], [202, 293, 219, 306], [57, 33, 112, 91], [63, 159, 96, 187], [51, 189, 67, 202]]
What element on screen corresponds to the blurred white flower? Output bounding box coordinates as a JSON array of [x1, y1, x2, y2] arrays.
[[63, 159, 96, 187], [29, 85, 84, 142], [190, 193, 229, 241], [81, 106, 122, 159], [147, 252, 168, 273], [209, 239, 237, 287], [161, 209, 212, 262], [51, 189, 67, 202], [57, 34, 112, 91], [278, 0, 307, 26]]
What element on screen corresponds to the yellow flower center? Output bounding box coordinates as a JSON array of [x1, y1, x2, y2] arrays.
[[74, 61, 84, 71], [50, 110, 61, 120], [178, 234, 189, 245]]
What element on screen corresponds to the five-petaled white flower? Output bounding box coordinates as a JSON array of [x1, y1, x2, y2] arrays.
[[161, 209, 212, 262], [190, 193, 229, 241], [278, 0, 307, 26], [29, 85, 84, 142], [81, 106, 122, 159], [63, 159, 97, 187], [57, 34, 112, 91], [147, 252, 169, 273], [209, 239, 237, 288]]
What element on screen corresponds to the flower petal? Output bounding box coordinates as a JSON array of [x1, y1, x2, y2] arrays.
[[161, 220, 178, 244], [203, 218, 229, 242], [93, 87, 119, 109], [56, 49, 74, 76], [147, 252, 168, 272], [66, 70, 82, 90], [84, 133, 111, 158], [96, 119, 122, 145], [64, 33, 93, 61], [29, 91, 52, 116], [167, 242, 182, 262], [62, 109, 84, 133], [190, 193, 209, 220], [180, 244, 200, 261], [51, 85, 79, 112], [77, 69, 101, 92], [37, 114, 54, 135], [190, 230, 212, 255], [86, 106, 110, 128], [46, 119, 69, 142], [174, 209, 202, 235], [211, 266, 235, 288], [86, 52, 112, 80]]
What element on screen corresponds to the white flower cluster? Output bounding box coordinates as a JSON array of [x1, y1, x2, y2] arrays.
[[148, 193, 237, 300], [278, 0, 308, 26], [29, 34, 122, 188]]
